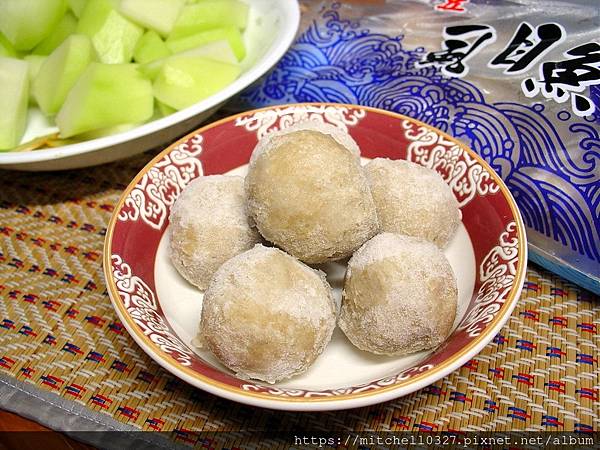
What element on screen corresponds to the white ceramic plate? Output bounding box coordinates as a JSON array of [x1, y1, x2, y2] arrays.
[[104, 103, 527, 411], [154, 166, 476, 388], [0, 0, 299, 171]]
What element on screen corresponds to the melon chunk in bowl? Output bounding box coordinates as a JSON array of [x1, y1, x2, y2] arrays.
[[0, 0, 67, 51], [33, 34, 95, 116], [166, 26, 245, 61], [169, 0, 249, 40], [77, 0, 143, 64], [56, 62, 153, 138], [32, 11, 78, 56], [153, 56, 241, 110], [119, 0, 185, 37], [0, 57, 29, 150]]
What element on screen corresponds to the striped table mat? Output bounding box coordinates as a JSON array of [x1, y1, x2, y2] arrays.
[[0, 152, 598, 444]]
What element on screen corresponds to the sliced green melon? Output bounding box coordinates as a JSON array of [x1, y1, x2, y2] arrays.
[[32, 11, 78, 55], [67, 0, 88, 17], [166, 26, 245, 61], [77, 0, 143, 63], [169, 1, 248, 40], [133, 30, 170, 64], [56, 63, 153, 137], [24, 55, 46, 104], [0, 0, 67, 51], [0, 31, 18, 57], [119, 0, 184, 36], [33, 35, 95, 116], [0, 57, 29, 150], [139, 39, 237, 80], [153, 55, 240, 110]]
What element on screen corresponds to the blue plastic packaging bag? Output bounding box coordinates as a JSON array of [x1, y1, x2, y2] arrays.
[[236, 0, 600, 294]]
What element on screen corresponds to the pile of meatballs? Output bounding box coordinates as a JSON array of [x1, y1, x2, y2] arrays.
[[169, 122, 461, 384]]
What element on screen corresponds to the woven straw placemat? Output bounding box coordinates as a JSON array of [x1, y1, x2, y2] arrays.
[[0, 152, 598, 444]]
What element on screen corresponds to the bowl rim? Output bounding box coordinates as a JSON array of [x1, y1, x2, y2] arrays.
[[0, 0, 301, 165], [103, 102, 528, 411]]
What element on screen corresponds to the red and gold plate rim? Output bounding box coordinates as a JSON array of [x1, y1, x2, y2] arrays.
[[103, 102, 527, 409]]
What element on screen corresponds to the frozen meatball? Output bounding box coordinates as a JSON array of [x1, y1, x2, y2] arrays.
[[245, 123, 379, 264], [169, 175, 261, 290], [365, 158, 461, 247], [339, 233, 457, 356], [198, 245, 336, 383]]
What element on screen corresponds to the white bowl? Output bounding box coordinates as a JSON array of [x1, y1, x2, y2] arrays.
[[0, 0, 299, 171]]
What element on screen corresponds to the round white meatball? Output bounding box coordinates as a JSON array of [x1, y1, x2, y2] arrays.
[[246, 124, 379, 264], [339, 233, 458, 356], [169, 175, 261, 290], [365, 158, 461, 247], [198, 245, 337, 383]]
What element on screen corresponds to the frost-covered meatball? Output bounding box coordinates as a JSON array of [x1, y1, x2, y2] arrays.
[[365, 158, 461, 247], [169, 175, 261, 290], [339, 233, 457, 356], [198, 245, 336, 383], [245, 123, 379, 264]]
